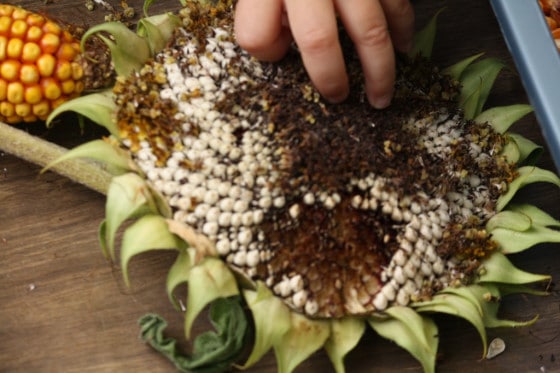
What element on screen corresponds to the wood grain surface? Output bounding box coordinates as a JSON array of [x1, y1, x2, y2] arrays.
[[2, 1, 560, 372]]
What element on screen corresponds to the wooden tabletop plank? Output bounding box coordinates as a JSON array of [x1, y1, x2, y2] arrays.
[[2, 0, 560, 372]]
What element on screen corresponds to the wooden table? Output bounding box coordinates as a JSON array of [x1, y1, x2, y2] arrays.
[[2, 0, 560, 372]]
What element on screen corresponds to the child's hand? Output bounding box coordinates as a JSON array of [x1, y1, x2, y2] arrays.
[[234, 0, 415, 109]]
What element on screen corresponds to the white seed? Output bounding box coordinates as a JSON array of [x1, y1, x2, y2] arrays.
[[218, 212, 232, 226], [219, 198, 234, 212], [238, 229, 253, 245], [404, 226, 418, 242], [233, 251, 247, 266], [233, 199, 249, 213], [432, 258, 444, 274], [323, 196, 336, 210], [194, 203, 210, 218], [204, 190, 220, 205], [305, 300, 319, 315], [246, 250, 260, 267], [381, 283, 396, 301], [205, 207, 221, 222], [289, 275, 304, 292], [420, 261, 432, 276], [253, 210, 264, 224], [274, 279, 291, 297], [396, 289, 410, 306], [273, 196, 286, 208], [216, 239, 230, 255], [419, 224, 432, 240], [289, 204, 300, 219], [229, 185, 242, 199], [217, 181, 231, 197], [351, 195, 362, 208], [373, 293, 388, 311], [241, 211, 254, 226], [392, 250, 407, 266], [231, 213, 243, 227], [259, 196, 272, 209], [303, 192, 315, 205], [202, 222, 219, 236], [393, 266, 406, 284], [292, 290, 308, 308]]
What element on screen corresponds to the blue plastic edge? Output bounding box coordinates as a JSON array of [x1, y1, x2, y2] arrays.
[[490, 0, 560, 171]]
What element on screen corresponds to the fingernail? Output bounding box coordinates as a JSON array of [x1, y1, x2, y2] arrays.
[[370, 94, 392, 109]]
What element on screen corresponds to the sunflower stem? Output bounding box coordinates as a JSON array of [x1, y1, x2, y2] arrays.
[[0, 121, 111, 194]]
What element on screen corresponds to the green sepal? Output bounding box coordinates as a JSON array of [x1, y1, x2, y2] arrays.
[[458, 58, 506, 119], [464, 284, 539, 328], [500, 141, 521, 164], [443, 53, 483, 81], [166, 248, 194, 310], [185, 258, 239, 339], [508, 133, 543, 165], [414, 292, 487, 358], [46, 90, 118, 136], [120, 214, 187, 286], [489, 204, 560, 254], [273, 311, 331, 373], [138, 14, 182, 55], [324, 317, 366, 373], [497, 166, 560, 211], [486, 210, 532, 233], [477, 252, 550, 285], [369, 306, 438, 373], [43, 139, 132, 176], [138, 297, 249, 373], [474, 104, 533, 134], [82, 22, 151, 77], [410, 8, 444, 59], [105, 173, 163, 260], [240, 283, 292, 369]]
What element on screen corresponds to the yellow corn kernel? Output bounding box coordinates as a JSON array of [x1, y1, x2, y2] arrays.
[[51, 97, 66, 110], [11, 8, 28, 21], [22, 42, 41, 63], [55, 61, 72, 80], [0, 79, 6, 100], [7, 38, 24, 59], [40, 33, 60, 55], [32, 100, 49, 117], [42, 21, 61, 35], [42, 78, 61, 100], [0, 16, 11, 34], [0, 5, 14, 17], [24, 85, 42, 104], [27, 13, 45, 27], [62, 30, 74, 43], [74, 81, 85, 95], [61, 79, 75, 95], [15, 102, 31, 117], [23, 114, 38, 122], [71, 62, 83, 80], [10, 19, 27, 38], [7, 82, 24, 104], [37, 54, 55, 77], [1, 60, 20, 81], [20, 64, 39, 84], [57, 43, 77, 61], [0, 36, 7, 60], [27, 25, 43, 42], [0, 101, 14, 117]]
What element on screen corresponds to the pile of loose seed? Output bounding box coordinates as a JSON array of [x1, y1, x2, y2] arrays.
[[113, 3, 515, 318]]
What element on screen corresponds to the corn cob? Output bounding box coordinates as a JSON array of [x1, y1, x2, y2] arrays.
[[47, 2, 560, 372], [0, 4, 84, 123]]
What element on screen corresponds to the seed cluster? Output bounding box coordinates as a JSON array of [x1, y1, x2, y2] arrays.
[[0, 4, 84, 123], [114, 3, 515, 318]]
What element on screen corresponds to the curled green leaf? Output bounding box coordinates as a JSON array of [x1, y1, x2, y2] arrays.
[[369, 307, 438, 373], [474, 104, 533, 134]]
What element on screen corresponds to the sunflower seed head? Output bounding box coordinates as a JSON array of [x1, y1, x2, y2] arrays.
[[113, 2, 515, 318]]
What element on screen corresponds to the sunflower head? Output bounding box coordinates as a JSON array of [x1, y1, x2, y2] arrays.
[[48, 2, 560, 372]]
